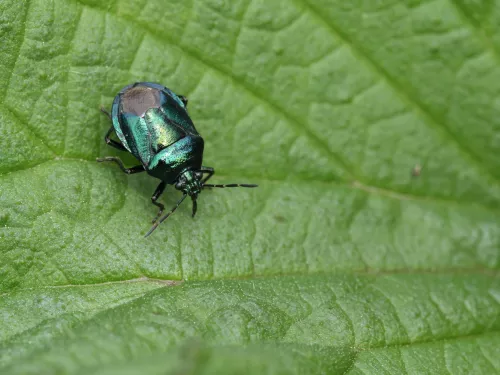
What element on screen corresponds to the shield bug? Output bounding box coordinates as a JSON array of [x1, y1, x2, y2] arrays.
[[97, 82, 257, 237]]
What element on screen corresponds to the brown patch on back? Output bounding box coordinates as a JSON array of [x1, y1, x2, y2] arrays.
[[121, 86, 161, 116]]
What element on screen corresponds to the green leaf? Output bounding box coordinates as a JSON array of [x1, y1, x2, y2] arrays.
[[1, 0, 500, 373]]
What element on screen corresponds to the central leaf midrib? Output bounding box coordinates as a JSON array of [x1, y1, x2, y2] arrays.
[[3, 266, 499, 297]]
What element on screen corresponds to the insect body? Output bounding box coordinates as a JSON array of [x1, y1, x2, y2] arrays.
[[97, 82, 257, 237]]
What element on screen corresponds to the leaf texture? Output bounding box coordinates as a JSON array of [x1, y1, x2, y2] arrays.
[[1, 0, 500, 373]]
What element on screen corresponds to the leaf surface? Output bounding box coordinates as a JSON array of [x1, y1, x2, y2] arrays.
[[1, 0, 500, 373]]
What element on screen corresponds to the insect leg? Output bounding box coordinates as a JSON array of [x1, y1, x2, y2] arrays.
[[199, 166, 214, 184], [192, 197, 197, 218], [100, 108, 129, 152], [96, 156, 145, 174], [100, 106, 112, 120], [178, 95, 188, 107], [151, 181, 167, 224], [145, 194, 187, 237], [103, 126, 128, 152]]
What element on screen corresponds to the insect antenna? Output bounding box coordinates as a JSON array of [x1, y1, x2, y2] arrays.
[[203, 184, 258, 188], [145, 194, 187, 238]]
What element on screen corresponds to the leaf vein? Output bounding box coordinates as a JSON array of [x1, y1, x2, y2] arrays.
[[68, 0, 355, 181], [296, 0, 500, 186], [2, 0, 31, 103], [447, 0, 500, 66]]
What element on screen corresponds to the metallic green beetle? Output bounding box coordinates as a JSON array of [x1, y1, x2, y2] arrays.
[[97, 82, 257, 237]]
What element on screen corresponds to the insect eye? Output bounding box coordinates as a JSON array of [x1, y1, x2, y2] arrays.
[[195, 171, 203, 180], [175, 181, 184, 190]]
